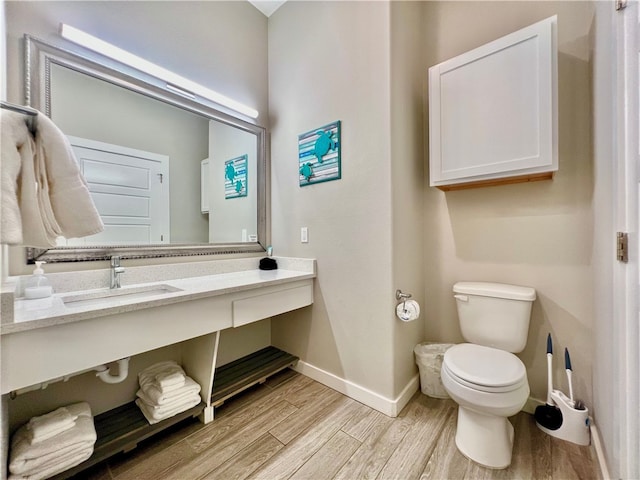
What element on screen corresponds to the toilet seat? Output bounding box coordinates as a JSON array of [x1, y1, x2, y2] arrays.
[[443, 343, 527, 393]]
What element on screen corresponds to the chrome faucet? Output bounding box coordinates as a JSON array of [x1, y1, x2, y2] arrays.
[[110, 256, 125, 289]]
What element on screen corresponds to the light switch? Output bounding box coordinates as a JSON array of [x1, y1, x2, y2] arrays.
[[301, 227, 308, 243]]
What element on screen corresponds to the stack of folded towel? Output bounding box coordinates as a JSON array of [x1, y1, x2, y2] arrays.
[[9, 402, 96, 480], [135, 361, 201, 425]]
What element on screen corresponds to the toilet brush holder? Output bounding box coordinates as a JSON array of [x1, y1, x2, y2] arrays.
[[536, 390, 590, 446]]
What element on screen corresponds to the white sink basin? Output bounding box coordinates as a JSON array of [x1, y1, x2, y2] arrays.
[[61, 284, 182, 308]]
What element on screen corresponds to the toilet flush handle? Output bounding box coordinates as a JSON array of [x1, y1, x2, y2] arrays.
[[454, 294, 469, 302]]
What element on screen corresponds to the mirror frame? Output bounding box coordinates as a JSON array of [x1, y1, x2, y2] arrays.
[[24, 34, 269, 263]]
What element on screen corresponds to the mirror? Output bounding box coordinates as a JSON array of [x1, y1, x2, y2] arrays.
[[24, 34, 268, 263]]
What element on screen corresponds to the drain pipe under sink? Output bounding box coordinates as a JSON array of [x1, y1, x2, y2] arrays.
[[10, 357, 132, 397], [95, 357, 130, 384]]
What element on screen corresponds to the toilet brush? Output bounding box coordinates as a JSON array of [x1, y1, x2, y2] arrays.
[[534, 334, 563, 430], [565, 348, 574, 406], [565, 348, 587, 411]]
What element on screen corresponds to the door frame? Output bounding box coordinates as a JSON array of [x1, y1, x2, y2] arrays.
[[614, 1, 639, 478]]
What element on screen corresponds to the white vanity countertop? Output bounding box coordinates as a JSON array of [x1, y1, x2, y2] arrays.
[[2, 266, 315, 336]]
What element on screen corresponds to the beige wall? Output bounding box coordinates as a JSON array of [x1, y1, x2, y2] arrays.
[[390, 2, 427, 395], [422, 1, 595, 406], [268, 1, 399, 399]]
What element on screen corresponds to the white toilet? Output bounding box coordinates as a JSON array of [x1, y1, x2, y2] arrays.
[[441, 281, 536, 469]]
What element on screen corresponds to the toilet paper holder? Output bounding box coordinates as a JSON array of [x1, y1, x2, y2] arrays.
[[395, 289, 412, 301], [395, 289, 420, 322], [395, 289, 412, 310]]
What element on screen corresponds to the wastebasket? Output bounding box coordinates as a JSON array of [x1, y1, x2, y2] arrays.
[[414, 342, 455, 399]]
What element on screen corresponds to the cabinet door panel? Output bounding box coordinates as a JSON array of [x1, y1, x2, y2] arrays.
[[429, 16, 557, 188]]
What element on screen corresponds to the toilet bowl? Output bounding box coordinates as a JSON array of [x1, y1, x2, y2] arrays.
[[441, 343, 529, 469], [442, 282, 536, 469]]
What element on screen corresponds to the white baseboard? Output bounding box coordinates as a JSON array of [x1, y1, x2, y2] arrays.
[[590, 423, 611, 480], [292, 360, 419, 417], [523, 396, 545, 415]]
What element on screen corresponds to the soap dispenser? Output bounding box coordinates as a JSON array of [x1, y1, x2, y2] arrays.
[[25, 261, 53, 299]]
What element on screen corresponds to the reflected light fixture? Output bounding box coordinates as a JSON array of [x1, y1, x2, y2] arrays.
[[60, 24, 259, 119]]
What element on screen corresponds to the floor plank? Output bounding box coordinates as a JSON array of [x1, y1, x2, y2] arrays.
[[269, 385, 343, 444], [166, 401, 297, 479], [248, 396, 367, 480], [110, 434, 196, 480], [341, 407, 393, 443], [289, 430, 361, 480], [333, 394, 428, 480], [551, 436, 598, 480], [200, 433, 284, 480], [377, 397, 454, 479], [420, 407, 469, 479]]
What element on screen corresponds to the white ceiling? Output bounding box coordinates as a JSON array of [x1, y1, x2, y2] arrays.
[[248, 0, 287, 17]]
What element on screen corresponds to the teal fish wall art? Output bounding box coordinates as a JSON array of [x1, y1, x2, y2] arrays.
[[298, 120, 341, 186], [225, 154, 248, 199]]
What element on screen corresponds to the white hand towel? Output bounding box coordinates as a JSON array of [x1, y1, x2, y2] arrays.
[[64, 402, 92, 419], [8, 445, 93, 480], [135, 395, 201, 425], [137, 376, 201, 406], [156, 371, 186, 389], [27, 407, 77, 444], [0, 111, 27, 244], [35, 113, 104, 240], [138, 360, 183, 378], [9, 417, 96, 475], [138, 361, 186, 392], [155, 379, 187, 394], [9, 403, 96, 475], [0, 110, 52, 247]]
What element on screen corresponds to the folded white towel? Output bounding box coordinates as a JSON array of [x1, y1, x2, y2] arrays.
[[136, 392, 201, 416], [137, 376, 201, 406], [138, 361, 186, 393], [135, 395, 201, 425], [155, 379, 187, 394], [8, 446, 93, 480], [156, 371, 186, 389], [27, 407, 77, 444], [9, 402, 96, 475], [35, 113, 104, 240]]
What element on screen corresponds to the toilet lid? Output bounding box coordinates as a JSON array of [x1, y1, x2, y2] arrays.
[[444, 343, 526, 388]]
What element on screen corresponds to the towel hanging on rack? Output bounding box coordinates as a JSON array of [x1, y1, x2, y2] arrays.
[[0, 107, 103, 247]]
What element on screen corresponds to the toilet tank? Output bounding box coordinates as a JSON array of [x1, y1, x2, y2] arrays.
[[453, 282, 536, 353]]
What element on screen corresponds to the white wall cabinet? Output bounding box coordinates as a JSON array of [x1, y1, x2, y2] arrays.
[[428, 16, 558, 190]]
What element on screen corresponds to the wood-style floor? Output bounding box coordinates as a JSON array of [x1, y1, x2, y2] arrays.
[[74, 370, 598, 480]]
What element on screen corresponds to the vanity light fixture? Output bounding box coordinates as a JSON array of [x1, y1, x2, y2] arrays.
[[59, 24, 259, 119], [165, 83, 196, 100]]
